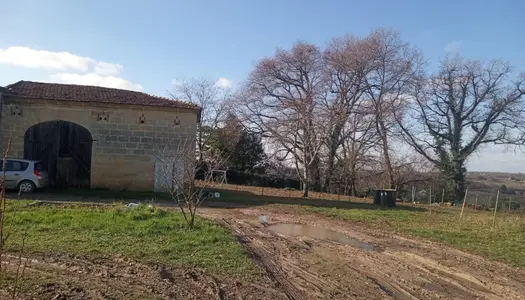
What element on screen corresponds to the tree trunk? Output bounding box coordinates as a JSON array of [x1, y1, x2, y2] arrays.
[[349, 163, 358, 196], [452, 161, 466, 203], [323, 158, 334, 192], [190, 212, 195, 228], [324, 123, 343, 191], [302, 166, 310, 198], [378, 121, 394, 189], [310, 157, 321, 192], [383, 148, 395, 189]]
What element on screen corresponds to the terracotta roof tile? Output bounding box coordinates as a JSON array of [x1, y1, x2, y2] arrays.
[[4, 81, 200, 110]]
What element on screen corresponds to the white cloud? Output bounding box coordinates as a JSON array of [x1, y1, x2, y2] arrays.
[[49, 73, 143, 91], [444, 40, 463, 53], [215, 77, 232, 89], [93, 61, 123, 76], [0, 46, 93, 72], [0, 46, 143, 91]]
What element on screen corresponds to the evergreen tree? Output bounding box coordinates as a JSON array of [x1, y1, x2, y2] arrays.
[[212, 114, 266, 172]]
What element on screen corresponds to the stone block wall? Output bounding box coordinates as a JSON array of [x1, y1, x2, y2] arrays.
[[0, 97, 198, 190]]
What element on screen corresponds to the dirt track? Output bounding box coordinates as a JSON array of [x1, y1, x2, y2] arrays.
[[202, 205, 525, 300], [2, 204, 525, 299]]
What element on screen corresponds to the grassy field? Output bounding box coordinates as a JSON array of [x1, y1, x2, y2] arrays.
[[305, 204, 525, 267], [2, 201, 260, 277]]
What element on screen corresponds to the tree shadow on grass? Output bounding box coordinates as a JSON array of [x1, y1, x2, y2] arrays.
[[203, 189, 427, 212], [7, 188, 427, 212]]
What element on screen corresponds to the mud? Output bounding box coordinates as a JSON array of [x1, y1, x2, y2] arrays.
[[266, 223, 378, 252], [0, 253, 287, 300], [202, 206, 525, 300]]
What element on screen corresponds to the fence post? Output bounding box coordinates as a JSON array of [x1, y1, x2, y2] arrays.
[[475, 194, 478, 210], [429, 186, 432, 212], [492, 190, 500, 225], [411, 185, 415, 206], [441, 189, 445, 205], [459, 189, 469, 220]]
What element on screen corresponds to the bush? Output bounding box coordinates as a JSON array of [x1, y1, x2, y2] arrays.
[[225, 170, 301, 189]]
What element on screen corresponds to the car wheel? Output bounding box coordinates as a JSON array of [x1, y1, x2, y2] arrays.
[[18, 180, 36, 193]]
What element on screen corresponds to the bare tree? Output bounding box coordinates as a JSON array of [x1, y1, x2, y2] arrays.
[[322, 35, 375, 191], [170, 78, 230, 162], [397, 56, 525, 201], [390, 152, 435, 194], [336, 111, 378, 196], [239, 42, 328, 197], [154, 136, 226, 227], [363, 28, 424, 189]]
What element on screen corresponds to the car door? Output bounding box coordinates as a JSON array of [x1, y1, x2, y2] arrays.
[[2, 160, 15, 189], [4, 160, 25, 189]]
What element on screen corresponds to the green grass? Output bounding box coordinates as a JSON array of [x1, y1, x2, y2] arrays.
[[3, 201, 260, 277], [305, 205, 525, 267]]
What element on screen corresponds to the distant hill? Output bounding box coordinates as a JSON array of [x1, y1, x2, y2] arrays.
[[466, 172, 525, 207]]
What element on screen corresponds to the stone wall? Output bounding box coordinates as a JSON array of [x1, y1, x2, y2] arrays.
[[0, 97, 198, 190]]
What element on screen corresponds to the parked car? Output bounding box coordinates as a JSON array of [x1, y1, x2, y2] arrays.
[[0, 159, 48, 193]]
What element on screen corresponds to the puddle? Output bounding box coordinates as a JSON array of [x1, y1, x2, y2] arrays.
[[266, 223, 378, 251]]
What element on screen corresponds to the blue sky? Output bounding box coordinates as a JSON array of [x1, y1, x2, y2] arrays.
[[1, 0, 524, 172]]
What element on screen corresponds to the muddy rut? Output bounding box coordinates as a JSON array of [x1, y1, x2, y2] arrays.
[[1, 253, 286, 299], [202, 206, 525, 300]]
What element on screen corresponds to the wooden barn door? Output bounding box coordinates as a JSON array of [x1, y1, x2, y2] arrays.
[[24, 121, 92, 188]]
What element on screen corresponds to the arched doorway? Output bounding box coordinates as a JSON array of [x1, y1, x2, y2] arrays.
[[24, 121, 92, 188]]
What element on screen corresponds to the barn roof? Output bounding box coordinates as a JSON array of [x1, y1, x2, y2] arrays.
[[4, 81, 200, 110]]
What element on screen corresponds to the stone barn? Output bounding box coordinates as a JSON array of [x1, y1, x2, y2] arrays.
[[0, 81, 200, 191]]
